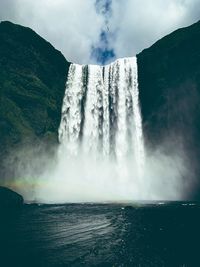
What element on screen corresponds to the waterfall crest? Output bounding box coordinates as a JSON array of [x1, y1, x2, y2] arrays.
[[59, 57, 144, 173]]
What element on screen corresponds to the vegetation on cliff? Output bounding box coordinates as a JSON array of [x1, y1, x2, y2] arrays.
[[0, 21, 70, 160]]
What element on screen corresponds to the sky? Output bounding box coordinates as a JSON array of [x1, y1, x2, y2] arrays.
[[0, 0, 200, 64]]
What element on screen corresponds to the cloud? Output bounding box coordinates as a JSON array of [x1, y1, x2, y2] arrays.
[[0, 0, 200, 64], [92, 0, 116, 64], [0, 0, 18, 21], [12, 0, 104, 64], [110, 0, 200, 58]]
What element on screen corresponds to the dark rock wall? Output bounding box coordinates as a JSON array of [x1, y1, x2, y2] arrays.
[[137, 20, 200, 146], [137, 20, 200, 197]]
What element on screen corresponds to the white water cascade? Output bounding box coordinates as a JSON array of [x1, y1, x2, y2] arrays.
[[15, 57, 188, 203], [57, 57, 145, 201]]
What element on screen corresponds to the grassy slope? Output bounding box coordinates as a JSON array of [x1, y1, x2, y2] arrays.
[[0, 21, 70, 158]]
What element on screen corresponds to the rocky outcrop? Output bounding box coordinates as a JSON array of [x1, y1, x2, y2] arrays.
[[0, 186, 23, 209]]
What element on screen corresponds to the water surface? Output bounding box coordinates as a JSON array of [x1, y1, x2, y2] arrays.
[[1, 202, 200, 266]]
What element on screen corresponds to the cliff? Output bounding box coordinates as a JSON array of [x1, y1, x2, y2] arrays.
[[0, 21, 70, 160], [137, 20, 200, 196], [137, 20, 200, 146]]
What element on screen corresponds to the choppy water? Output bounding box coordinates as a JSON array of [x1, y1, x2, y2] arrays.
[[1, 202, 200, 267]]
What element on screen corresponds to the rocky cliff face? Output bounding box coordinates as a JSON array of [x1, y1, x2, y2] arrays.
[[137, 20, 200, 148], [0, 21, 70, 160], [137, 21, 200, 194]]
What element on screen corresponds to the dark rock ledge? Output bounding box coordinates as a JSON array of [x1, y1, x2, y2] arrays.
[[0, 186, 24, 210]]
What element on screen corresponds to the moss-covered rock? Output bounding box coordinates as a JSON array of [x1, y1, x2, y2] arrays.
[[0, 21, 70, 160]]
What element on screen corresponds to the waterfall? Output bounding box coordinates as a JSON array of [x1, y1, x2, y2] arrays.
[[30, 56, 187, 203], [59, 57, 144, 174], [12, 59, 188, 203]]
